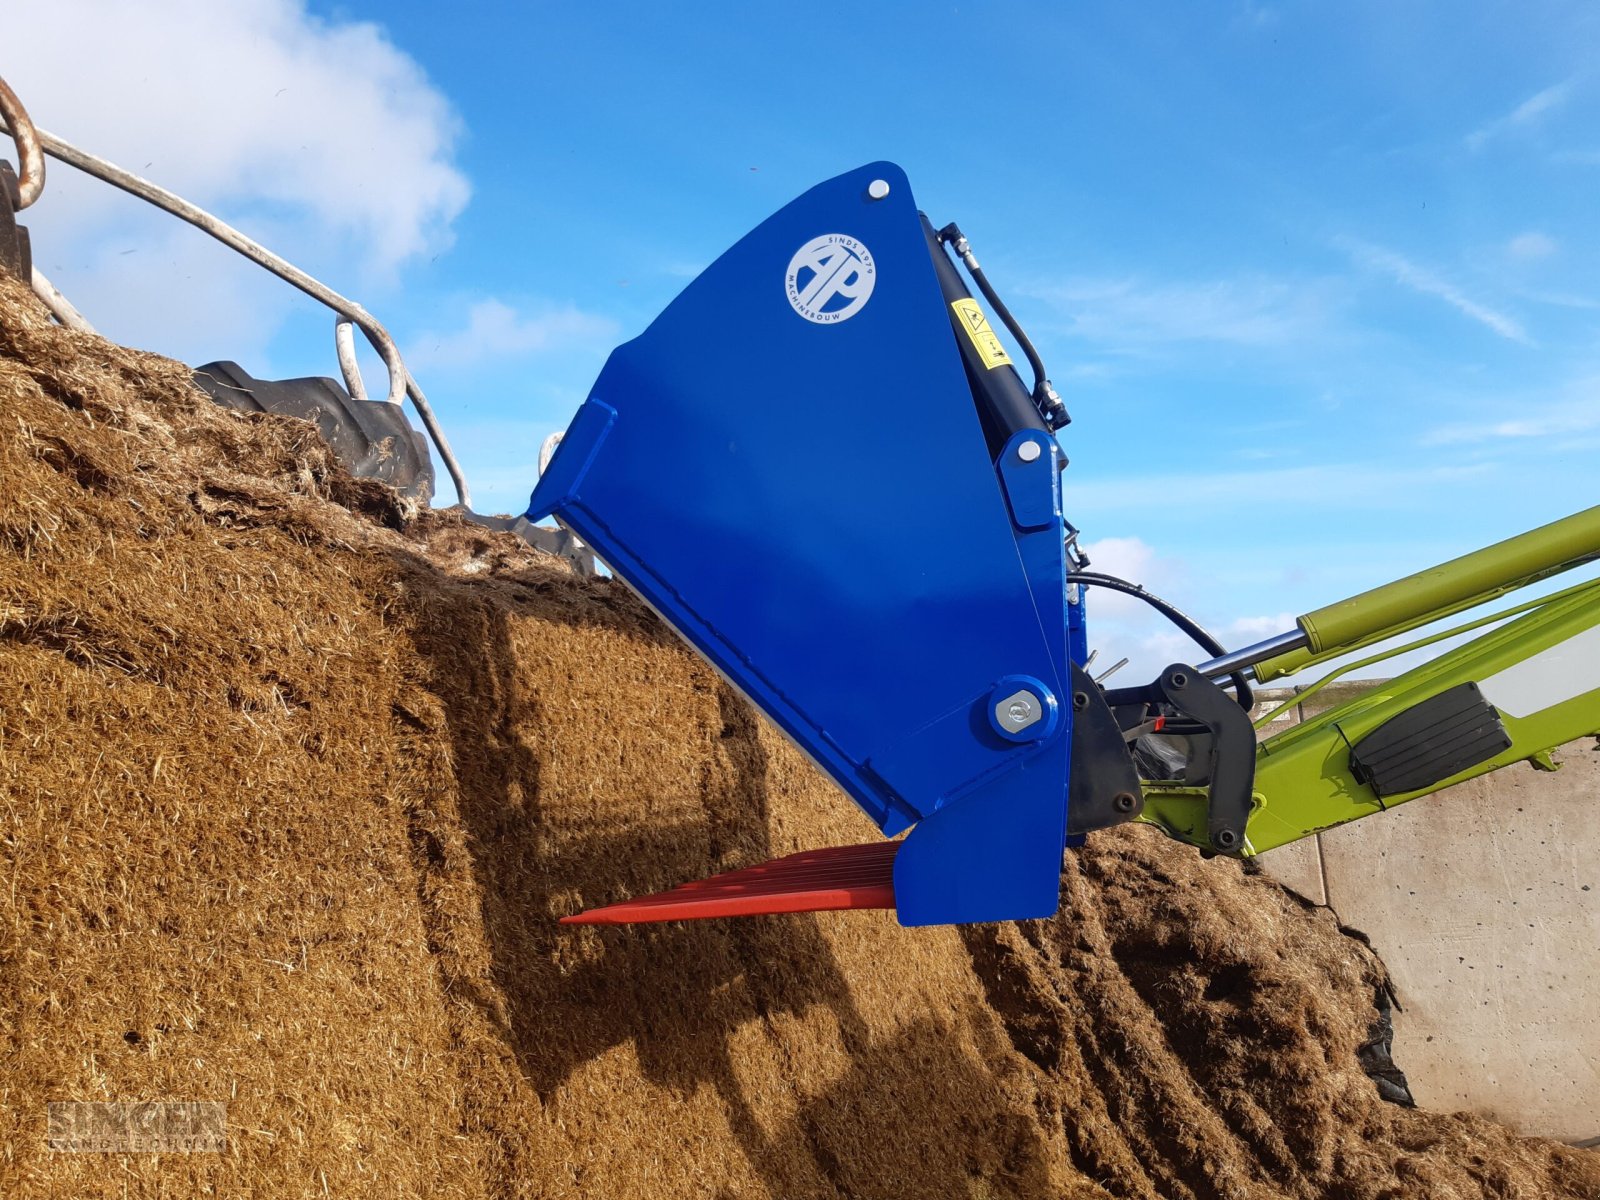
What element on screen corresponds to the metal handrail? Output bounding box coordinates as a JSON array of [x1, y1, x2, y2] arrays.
[[0, 83, 471, 507], [0, 76, 43, 210], [28, 266, 94, 333], [334, 318, 371, 403]]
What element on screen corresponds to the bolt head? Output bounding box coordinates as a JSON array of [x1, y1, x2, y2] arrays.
[[994, 688, 1042, 733], [1017, 440, 1042, 463], [867, 178, 891, 200]]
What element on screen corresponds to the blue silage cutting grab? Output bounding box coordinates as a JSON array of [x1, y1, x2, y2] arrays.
[[528, 163, 1079, 925]]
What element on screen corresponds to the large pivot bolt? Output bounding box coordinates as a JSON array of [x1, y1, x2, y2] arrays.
[[997, 690, 1041, 733], [987, 675, 1060, 744]]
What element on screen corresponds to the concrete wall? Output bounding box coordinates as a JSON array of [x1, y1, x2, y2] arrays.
[[1253, 684, 1600, 1144]]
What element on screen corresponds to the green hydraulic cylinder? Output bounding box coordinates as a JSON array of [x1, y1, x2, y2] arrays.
[[1253, 505, 1600, 684]]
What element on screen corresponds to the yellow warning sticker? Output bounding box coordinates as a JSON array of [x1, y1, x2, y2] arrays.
[[950, 298, 1013, 369]]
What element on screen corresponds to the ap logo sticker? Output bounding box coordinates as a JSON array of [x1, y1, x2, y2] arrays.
[[785, 234, 875, 324]]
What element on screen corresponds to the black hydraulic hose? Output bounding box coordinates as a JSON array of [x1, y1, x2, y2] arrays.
[[1067, 572, 1255, 710], [921, 214, 1048, 459], [938, 223, 1069, 429], [964, 258, 1047, 395]]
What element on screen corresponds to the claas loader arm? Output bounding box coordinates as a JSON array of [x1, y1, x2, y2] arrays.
[[1135, 510, 1600, 855], [529, 163, 1600, 928]]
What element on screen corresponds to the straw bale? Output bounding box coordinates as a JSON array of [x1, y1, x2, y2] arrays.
[[1, 271, 1595, 1198]]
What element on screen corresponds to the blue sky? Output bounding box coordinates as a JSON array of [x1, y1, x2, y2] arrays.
[[14, 1, 1600, 676]]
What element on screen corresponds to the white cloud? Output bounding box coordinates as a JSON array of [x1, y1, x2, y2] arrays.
[[660, 261, 709, 280], [1070, 462, 1498, 525], [1514, 287, 1600, 311], [1025, 275, 1333, 351], [10, 0, 467, 270], [1342, 238, 1530, 344], [1076, 537, 1294, 681], [35, 217, 298, 368], [1238, 4, 1280, 30], [6, 0, 469, 365], [409, 300, 619, 371], [1423, 377, 1600, 444], [1125, 613, 1298, 682], [1465, 81, 1574, 151], [1078, 536, 1183, 621], [1080, 536, 1162, 579], [1506, 231, 1557, 261], [1076, 536, 1187, 680]]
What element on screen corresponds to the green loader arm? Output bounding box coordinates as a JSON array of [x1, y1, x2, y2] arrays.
[[1134, 506, 1600, 857]]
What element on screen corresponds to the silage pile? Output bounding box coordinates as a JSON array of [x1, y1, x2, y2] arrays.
[[1, 271, 1596, 1200]]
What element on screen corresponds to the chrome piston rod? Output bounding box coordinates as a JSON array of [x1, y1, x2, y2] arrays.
[[1196, 629, 1310, 681]]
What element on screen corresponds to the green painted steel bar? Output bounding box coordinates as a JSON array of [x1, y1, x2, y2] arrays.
[[1250, 574, 1600, 729], [1253, 505, 1600, 683], [1244, 578, 1600, 852], [1137, 575, 1600, 855]]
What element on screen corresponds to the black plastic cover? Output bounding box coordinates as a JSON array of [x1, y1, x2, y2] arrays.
[[1347, 681, 1512, 799]]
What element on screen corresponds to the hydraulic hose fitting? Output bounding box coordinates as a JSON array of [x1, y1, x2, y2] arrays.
[[936, 221, 1071, 431], [1037, 380, 1070, 429]]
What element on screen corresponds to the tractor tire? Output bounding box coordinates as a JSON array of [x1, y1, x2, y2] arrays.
[[193, 360, 435, 503], [194, 360, 598, 576], [458, 510, 599, 578]]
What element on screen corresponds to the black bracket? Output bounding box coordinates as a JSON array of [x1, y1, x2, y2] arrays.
[[1066, 660, 1144, 835], [1104, 664, 1259, 853], [0, 161, 33, 284]]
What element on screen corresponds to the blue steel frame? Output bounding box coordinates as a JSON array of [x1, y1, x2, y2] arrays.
[[528, 163, 1080, 925]]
